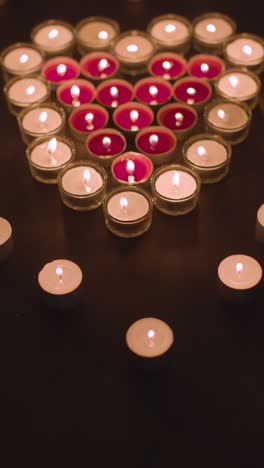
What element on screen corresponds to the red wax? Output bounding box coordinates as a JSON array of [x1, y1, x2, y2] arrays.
[[136, 127, 176, 155], [69, 104, 108, 133], [42, 57, 80, 83], [112, 152, 153, 183], [188, 54, 225, 80], [157, 104, 197, 131], [57, 79, 95, 106], [80, 52, 119, 79], [149, 53, 187, 80], [113, 103, 154, 131], [134, 77, 172, 105], [173, 78, 212, 104], [86, 129, 126, 156], [96, 79, 133, 107]]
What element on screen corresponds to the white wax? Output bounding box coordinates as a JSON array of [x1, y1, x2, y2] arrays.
[[186, 139, 228, 167], [34, 24, 73, 51], [3, 47, 42, 73], [195, 17, 233, 44], [8, 77, 48, 106], [218, 254, 262, 290], [22, 107, 62, 134], [30, 139, 72, 168], [150, 19, 189, 44], [107, 191, 149, 221], [0, 217, 12, 246], [78, 21, 116, 47], [155, 170, 197, 199], [62, 166, 103, 195], [126, 317, 174, 358], [217, 72, 258, 100], [257, 204, 264, 227], [208, 103, 248, 130], [226, 38, 264, 66], [38, 259, 82, 295], [114, 35, 154, 63]]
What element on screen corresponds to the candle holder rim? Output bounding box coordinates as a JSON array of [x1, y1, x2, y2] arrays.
[[80, 52, 119, 80], [151, 163, 201, 201], [85, 127, 127, 158], [182, 132, 232, 169], [17, 101, 66, 136], [68, 103, 109, 136], [75, 15, 120, 46], [56, 78, 96, 109], [58, 160, 107, 199], [103, 185, 153, 225], [111, 151, 154, 185], [192, 11, 237, 42], [3, 73, 51, 107], [157, 102, 198, 133], [204, 98, 252, 132], [26, 134, 76, 170], [214, 66, 261, 100], [135, 126, 177, 155], [31, 18, 76, 48], [0, 41, 44, 74]]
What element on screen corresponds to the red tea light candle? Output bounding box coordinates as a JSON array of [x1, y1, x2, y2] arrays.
[[113, 30, 154, 75], [172, 77, 212, 111], [42, 56, 80, 90], [136, 126, 177, 166], [31, 19, 75, 57], [80, 52, 119, 82], [0, 42, 43, 82], [134, 77, 172, 108], [85, 128, 126, 168], [111, 151, 153, 187], [96, 79, 134, 109], [224, 34, 264, 74], [113, 102, 154, 135], [69, 103, 109, 142], [188, 54, 225, 81], [157, 103, 198, 140], [148, 52, 187, 81], [56, 79, 95, 114], [76, 16, 120, 55], [192, 12, 236, 54], [147, 14, 192, 55]]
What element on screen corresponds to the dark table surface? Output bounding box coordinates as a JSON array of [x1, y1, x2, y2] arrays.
[[1, 0, 264, 466]]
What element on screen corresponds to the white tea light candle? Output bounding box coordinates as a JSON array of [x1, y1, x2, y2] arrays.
[[193, 12, 236, 54], [147, 14, 192, 54], [76, 16, 120, 54], [4, 75, 50, 116], [0, 217, 13, 262], [224, 34, 264, 74], [114, 30, 154, 75], [31, 19, 75, 56], [18, 103, 65, 144], [215, 68, 261, 109], [1, 42, 43, 81]]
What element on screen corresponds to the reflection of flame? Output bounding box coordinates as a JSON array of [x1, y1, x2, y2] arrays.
[[39, 111, 48, 123], [149, 134, 159, 147], [126, 160, 135, 175], [26, 85, 35, 96], [98, 30, 108, 40], [165, 24, 176, 33], [127, 44, 138, 53], [56, 267, 63, 282], [201, 63, 209, 72], [20, 54, 29, 64], [49, 29, 58, 39], [120, 197, 128, 211], [172, 171, 180, 188], [243, 45, 252, 55], [57, 64, 67, 76], [236, 262, 243, 274], [102, 136, 111, 150], [98, 58, 109, 72], [206, 24, 216, 32]]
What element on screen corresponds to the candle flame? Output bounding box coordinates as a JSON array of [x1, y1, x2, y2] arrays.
[[71, 85, 80, 99], [48, 137, 57, 154], [98, 30, 108, 40], [236, 262, 243, 274], [206, 23, 216, 32], [102, 136, 111, 149], [201, 63, 209, 72], [147, 329, 155, 339], [56, 266, 63, 282], [20, 53, 29, 64], [127, 44, 138, 53], [39, 111, 48, 123], [187, 87, 196, 96], [197, 145, 206, 157], [229, 75, 239, 87], [83, 168, 91, 192], [57, 64, 67, 76], [85, 112, 94, 123], [243, 44, 252, 55], [149, 85, 158, 98], [49, 29, 59, 39], [217, 109, 225, 120], [110, 86, 118, 98], [175, 112, 184, 127], [126, 159, 135, 175], [26, 85, 35, 96], [165, 24, 176, 33], [98, 58, 109, 72], [172, 171, 180, 188], [130, 110, 139, 123], [120, 196, 128, 211], [162, 60, 172, 71], [149, 134, 159, 146]]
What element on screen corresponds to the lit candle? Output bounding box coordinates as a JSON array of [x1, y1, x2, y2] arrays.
[[76, 16, 120, 54], [157, 103, 198, 139], [114, 30, 154, 75], [215, 69, 261, 109], [80, 52, 119, 81], [56, 79, 95, 113], [113, 102, 154, 134], [193, 13, 236, 54], [224, 34, 264, 73], [147, 14, 192, 54], [0, 217, 13, 262], [41, 56, 80, 88], [69, 103, 109, 142], [256, 204, 264, 242], [1, 42, 43, 81], [96, 78, 133, 109], [4, 75, 50, 116], [85, 128, 127, 168], [31, 20, 75, 56], [148, 52, 187, 80], [134, 77, 172, 107], [136, 126, 177, 166], [18, 103, 65, 145], [172, 77, 212, 110], [187, 54, 225, 80], [112, 152, 153, 187]]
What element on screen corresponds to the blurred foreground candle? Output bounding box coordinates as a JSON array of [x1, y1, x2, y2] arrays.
[[26, 135, 75, 183], [188, 54, 225, 81], [113, 102, 154, 137], [0, 42, 43, 81], [18, 102, 65, 145], [134, 77, 172, 108], [58, 161, 107, 211], [218, 254, 262, 304], [147, 14, 192, 54], [224, 34, 264, 74], [80, 52, 119, 82], [111, 152, 153, 187], [41, 56, 80, 90], [76, 16, 120, 55], [0, 217, 13, 262], [103, 186, 153, 237], [4, 75, 50, 116], [256, 204, 264, 242], [68, 103, 109, 142], [214, 68, 261, 109], [85, 128, 126, 168], [56, 79, 95, 114], [148, 52, 187, 81], [183, 133, 231, 183], [157, 103, 198, 140], [96, 78, 134, 109], [136, 126, 177, 166], [204, 100, 251, 145], [172, 77, 212, 111], [38, 259, 83, 309], [192, 12, 236, 54], [114, 30, 154, 75], [31, 19, 75, 57], [151, 164, 201, 215]]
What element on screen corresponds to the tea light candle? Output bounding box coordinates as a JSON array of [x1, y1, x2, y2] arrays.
[[80, 52, 119, 82], [113, 102, 154, 135], [157, 103, 198, 140], [96, 78, 133, 110], [148, 52, 187, 81], [188, 54, 225, 81], [183, 133, 232, 184], [31, 20, 75, 56], [38, 259, 83, 309], [172, 77, 212, 111], [147, 14, 192, 54], [85, 128, 126, 168], [42, 56, 80, 89], [76, 16, 120, 55], [68, 103, 109, 143], [56, 79, 95, 114], [126, 318, 174, 362], [0, 217, 13, 262], [114, 30, 154, 75], [215, 69, 261, 109], [4, 75, 50, 116], [224, 34, 264, 74], [256, 204, 264, 242], [1, 42, 43, 81], [204, 100, 252, 145], [103, 186, 153, 238], [134, 77, 172, 108], [26, 135, 75, 183], [111, 152, 153, 187], [58, 161, 107, 211], [192, 12, 236, 54], [218, 254, 263, 304], [18, 103, 66, 145], [151, 164, 201, 215], [136, 126, 177, 166]]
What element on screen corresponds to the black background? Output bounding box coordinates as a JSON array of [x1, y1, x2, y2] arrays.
[[1, 0, 264, 465]]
